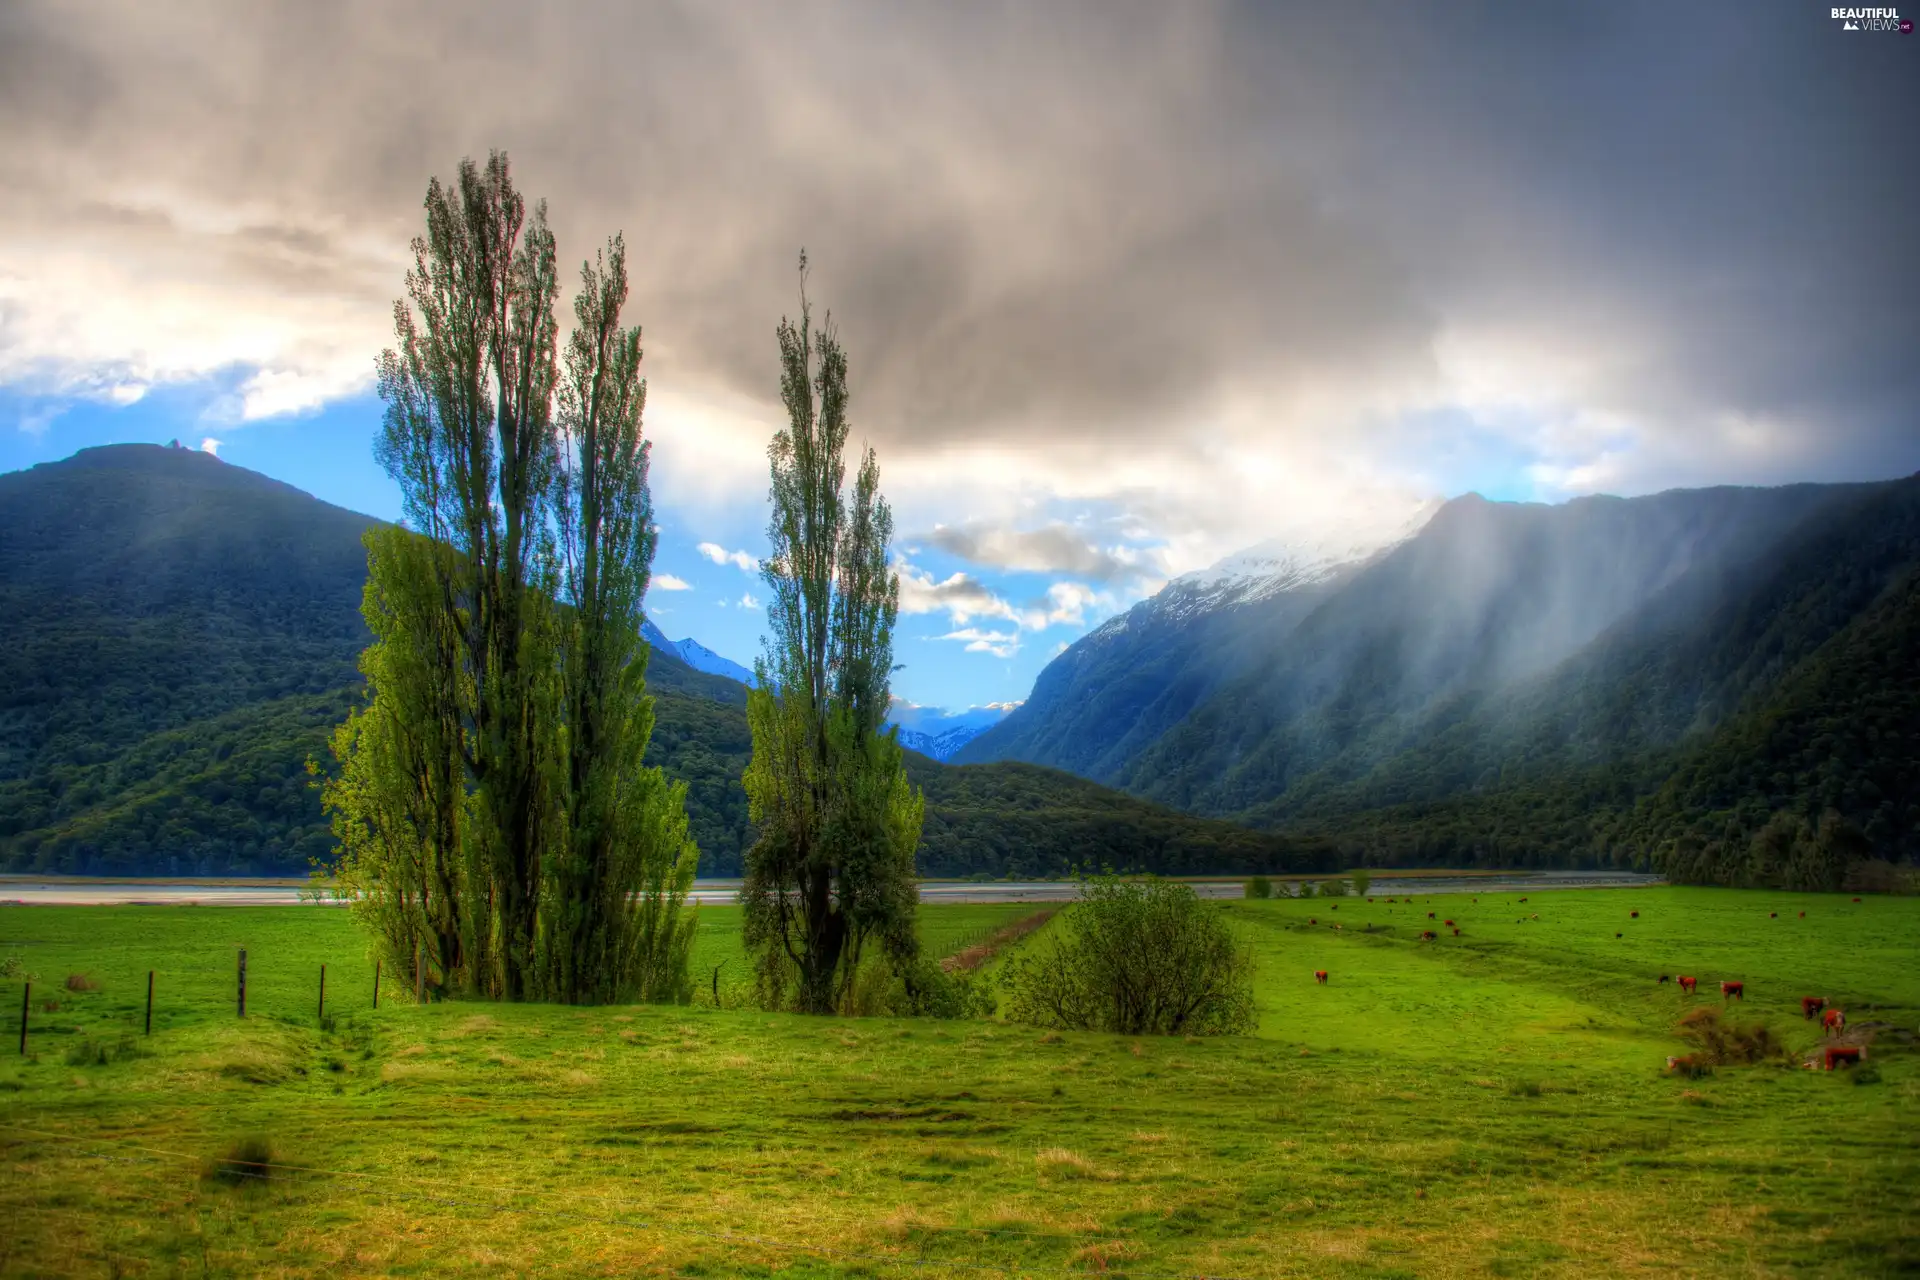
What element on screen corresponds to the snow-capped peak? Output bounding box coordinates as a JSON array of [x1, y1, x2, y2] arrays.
[[1160, 497, 1444, 615]]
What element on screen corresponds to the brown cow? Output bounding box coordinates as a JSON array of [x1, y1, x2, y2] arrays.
[[1428, 912, 1436, 919], [1630, 911, 1639, 919], [1800, 996, 1827, 1020], [1315, 970, 1328, 985], [1823, 1009, 1846, 1037], [1452, 928, 1461, 936], [1798, 911, 1806, 918], [1420, 930, 1438, 941], [1678, 976, 1698, 994], [1721, 981, 1744, 1002], [1825, 1046, 1863, 1070], [1770, 912, 1777, 919], [1443, 919, 1455, 927], [1308, 917, 1317, 925]]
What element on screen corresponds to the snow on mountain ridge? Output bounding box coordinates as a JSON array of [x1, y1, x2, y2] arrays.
[[1158, 497, 1444, 618]]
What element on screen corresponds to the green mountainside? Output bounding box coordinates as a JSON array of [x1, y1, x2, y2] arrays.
[[0, 444, 1323, 878]]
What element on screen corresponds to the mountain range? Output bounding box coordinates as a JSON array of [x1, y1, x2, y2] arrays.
[[958, 478, 1920, 888], [0, 444, 1325, 879]]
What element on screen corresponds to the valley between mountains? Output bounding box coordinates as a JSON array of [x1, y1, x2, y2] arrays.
[[4, 443, 1915, 889]]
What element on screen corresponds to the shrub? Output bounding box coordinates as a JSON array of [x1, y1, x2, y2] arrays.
[[63, 973, 99, 993], [207, 1136, 277, 1186], [1677, 1007, 1784, 1065], [63, 1035, 143, 1067], [1318, 878, 1349, 898], [0, 955, 34, 981], [999, 872, 1255, 1037], [1244, 876, 1273, 900], [1349, 870, 1371, 898], [1852, 1064, 1883, 1085]]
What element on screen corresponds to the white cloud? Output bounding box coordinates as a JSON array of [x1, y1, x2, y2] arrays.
[[739, 591, 761, 610], [698, 542, 759, 573], [198, 436, 222, 456], [652, 573, 692, 591], [937, 627, 1021, 659]]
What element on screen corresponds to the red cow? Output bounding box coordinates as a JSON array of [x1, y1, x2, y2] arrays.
[[1801, 996, 1827, 1020], [1823, 1009, 1846, 1037], [1315, 970, 1328, 985], [1852, 897, 1862, 903], [1443, 919, 1454, 927], [1678, 976, 1698, 994], [1825, 1046, 1862, 1070], [1308, 917, 1317, 925], [1798, 911, 1806, 918], [1420, 930, 1437, 941], [1721, 981, 1744, 1002], [1452, 928, 1461, 936]]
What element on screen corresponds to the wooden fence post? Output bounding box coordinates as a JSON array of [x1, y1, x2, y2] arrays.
[[145, 970, 154, 1035], [317, 964, 327, 1022], [237, 949, 247, 1018], [414, 944, 424, 1005], [17, 982, 27, 1056], [373, 959, 381, 1010]]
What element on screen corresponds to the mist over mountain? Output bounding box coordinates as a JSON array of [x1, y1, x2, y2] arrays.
[[964, 478, 1920, 885]]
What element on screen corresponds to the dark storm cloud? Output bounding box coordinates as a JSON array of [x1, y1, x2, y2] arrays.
[[1, 0, 1915, 499]]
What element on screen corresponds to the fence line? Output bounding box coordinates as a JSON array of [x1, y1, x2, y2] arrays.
[[0, 1122, 1263, 1280]]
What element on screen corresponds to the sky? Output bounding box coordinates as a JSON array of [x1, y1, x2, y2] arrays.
[[2, 1, 1916, 712]]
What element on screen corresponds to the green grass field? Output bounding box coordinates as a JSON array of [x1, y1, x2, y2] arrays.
[[1, 888, 1915, 1277]]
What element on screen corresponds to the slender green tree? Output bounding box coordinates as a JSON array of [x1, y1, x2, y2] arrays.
[[322, 151, 696, 1004], [742, 254, 924, 1014], [539, 236, 698, 1003]]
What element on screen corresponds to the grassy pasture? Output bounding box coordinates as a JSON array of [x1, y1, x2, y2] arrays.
[[0, 888, 1915, 1277]]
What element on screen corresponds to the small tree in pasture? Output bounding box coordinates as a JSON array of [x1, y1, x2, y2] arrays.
[[1000, 873, 1255, 1037]]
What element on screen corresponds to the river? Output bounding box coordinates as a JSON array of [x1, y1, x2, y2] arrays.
[[0, 870, 1662, 906]]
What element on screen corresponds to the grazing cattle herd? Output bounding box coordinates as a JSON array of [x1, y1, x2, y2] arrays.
[[1293, 894, 1873, 1077]]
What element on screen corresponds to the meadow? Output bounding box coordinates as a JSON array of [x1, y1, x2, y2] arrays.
[[1, 887, 1915, 1277]]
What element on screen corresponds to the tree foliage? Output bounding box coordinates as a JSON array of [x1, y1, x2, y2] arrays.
[[1000, 873, 1255, 1037], [322, 153, 694, 1004], [741, 256, 924, 1014]]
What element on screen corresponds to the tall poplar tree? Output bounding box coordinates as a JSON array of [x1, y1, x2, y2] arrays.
[[741, 255, 925, 1014], [540, 236, 698, 1003], [323, 152, 695, 1004]]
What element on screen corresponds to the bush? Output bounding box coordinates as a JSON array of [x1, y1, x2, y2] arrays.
[[999, 873, 1255, 1037], [1244, 876, 1273, 900], [1350, 870, 1371, 898], [63, 973, 99, 993], [1676, 1007, 1784, 1065], [207, 1136, 277, 1187], [0, 955, 34, 981], [63, 1035, 143, 1067]]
